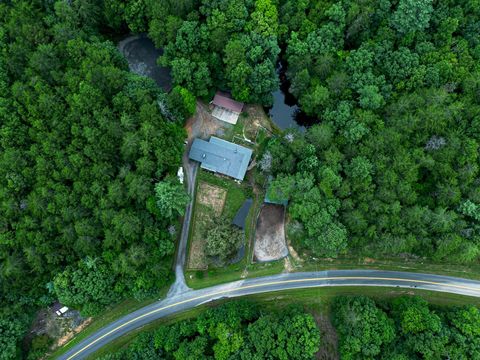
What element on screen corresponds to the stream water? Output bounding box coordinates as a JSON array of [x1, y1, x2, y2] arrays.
[[118, 36, 314, 131], [118, 35, 172, 91], [266, 63, 316, 132]]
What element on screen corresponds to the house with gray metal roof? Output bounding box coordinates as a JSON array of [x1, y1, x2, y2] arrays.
[[188, 137, 253, 181]]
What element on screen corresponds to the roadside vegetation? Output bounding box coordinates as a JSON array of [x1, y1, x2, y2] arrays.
[[263, 1, 480, 263], [332, 295, 480, 359], [109, 0, 480, 265], [46, 290, 169, 360], [96, 301, 321, 360], [93, 293, 480, 360]]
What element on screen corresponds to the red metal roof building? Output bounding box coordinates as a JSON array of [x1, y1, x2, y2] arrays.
[[211, 91, 244, 124]]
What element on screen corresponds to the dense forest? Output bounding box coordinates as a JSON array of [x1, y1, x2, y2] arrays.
[[0, 1, 188, 358], [1, 0, 480, 358], [333, 295, 480, 359], [96, 297, 480, 359], [98, 0, 480, 262], [98, 301, 321, 359], [263, 0, 480, 261]]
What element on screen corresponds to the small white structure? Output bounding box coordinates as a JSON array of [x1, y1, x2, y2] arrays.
[[177, 166, 184, 184], [211, 91, 244, 125], [55, 306, 69, 316]]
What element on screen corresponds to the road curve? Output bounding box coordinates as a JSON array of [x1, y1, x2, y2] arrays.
[[59, 270, 480, 360]]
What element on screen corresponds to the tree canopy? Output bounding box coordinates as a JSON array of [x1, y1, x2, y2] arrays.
[[333, 296, 480, 360], [99, 296, 480, 360], [3, 0, 480, 358], [258, 0, 480, 261], [204, 217, 244, 265], [97, 301, 321, 360], [0, 1, 186, 356]]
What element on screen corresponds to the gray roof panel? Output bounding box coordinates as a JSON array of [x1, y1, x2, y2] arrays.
[[188, 137, 253, 181], [232, 198, 253, 229]]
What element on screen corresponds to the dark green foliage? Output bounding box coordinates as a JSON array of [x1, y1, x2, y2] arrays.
[[269, 0, 480, 262], [153, 0, 280, 105], [391, 0, 434, 35], [97, 301, 321, 359], [167, 85, 197, 121], [100, 296, 480, 360], [224, 32, 280, 105], [154, 178, 190, 219], [26, 334, 54, 360], [333, 296, 480, 360], [262, 136, 347, 257], [204, 217, 244, 265], [333, 296, 395, 359], [3, 0, 480, 357], [0, 316, 29, 360], [0, 2, 186, 356], [54, 259, 121, 316], [243, 311, 320, 359]]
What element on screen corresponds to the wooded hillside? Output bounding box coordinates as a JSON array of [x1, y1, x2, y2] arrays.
[[1, 0, 480, 358], [0, 2, 185, 358]]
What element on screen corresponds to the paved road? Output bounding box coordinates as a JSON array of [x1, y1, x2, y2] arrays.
[[59, 270, 480, 360], [168, 146, 198, 296]]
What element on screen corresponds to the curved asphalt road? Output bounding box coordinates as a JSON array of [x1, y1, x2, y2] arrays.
[[59, 270, 480, 359]]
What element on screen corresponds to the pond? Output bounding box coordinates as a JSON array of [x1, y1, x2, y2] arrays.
[[266, 63, 316, 132], [118, 37, 314, 130], [118, 35, 172, 92]]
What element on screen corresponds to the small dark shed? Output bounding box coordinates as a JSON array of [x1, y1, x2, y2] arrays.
[[232, 198, 253, 229]]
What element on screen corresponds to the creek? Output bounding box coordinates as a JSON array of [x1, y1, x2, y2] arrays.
[[118, 35, 172, 91], [265, 62, 316, 132]]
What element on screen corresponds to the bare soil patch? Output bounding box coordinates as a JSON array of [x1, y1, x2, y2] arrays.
[[27, 307, 90, 358], [197, 182, 226, 216], [244, 104, 273, 131], [54, 318, 92, 349], [185, 100, 230, 141], [254, 204, 288, 261], [188, 227, 208, 270], [188, 183, 227, 269], [283, 257, 294, 272]]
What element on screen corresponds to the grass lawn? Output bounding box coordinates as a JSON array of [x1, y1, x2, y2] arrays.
[[196, 170, 251, 218], [287, 252, 480, 281], [185, 259, 285, 289], [47, 287, 169, 360], [86, 286, 480, 359], [245, 286, 480, 309], [185, 167, 290, 289], [186, 169, 252, 269], [222, 104, 278, 146]]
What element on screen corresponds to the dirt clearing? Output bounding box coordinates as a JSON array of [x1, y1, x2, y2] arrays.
[[185, 101, 230, 141], [254, 204, 288, 261], [197, 182, 226, 216], [188, 183, 227, 269]]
